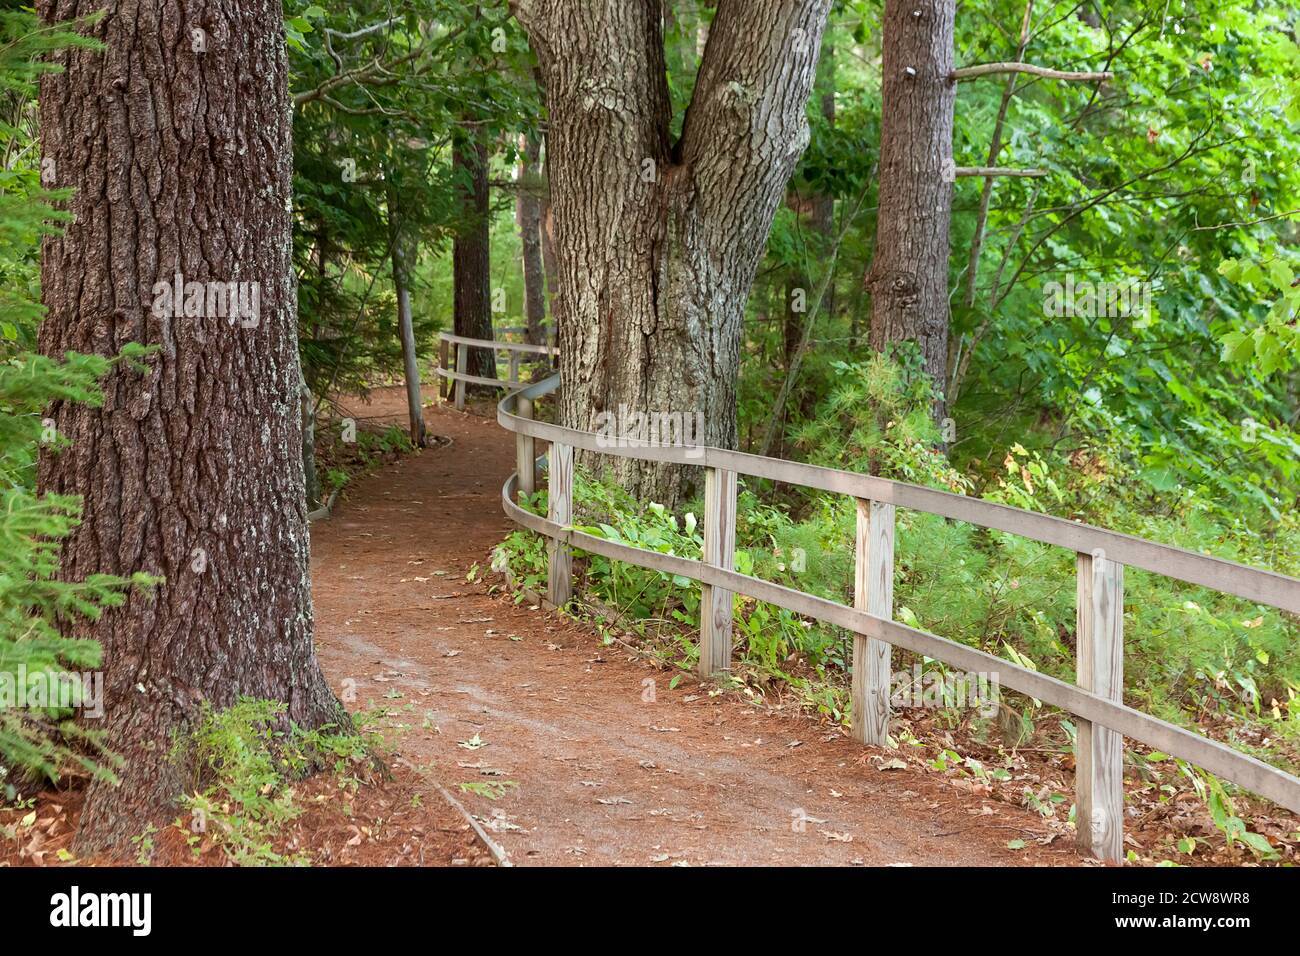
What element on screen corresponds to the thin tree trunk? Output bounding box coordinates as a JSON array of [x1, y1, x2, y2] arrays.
[[517, 134, 546, 347], [453, 136, 497, 385], [539, 132, 561, 349], [302, 370, 321, 509], [540, 201, 560, 348], [513, 0, 831, 507], [864, 0, 957, 409], [784, 47, 836, 373], [388, 197, 425, 446], [36, 0, 346, 856], [961, 0, 1034, 310]]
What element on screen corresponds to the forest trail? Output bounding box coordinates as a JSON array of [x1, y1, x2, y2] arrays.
[[311, 386, 1083, 867]]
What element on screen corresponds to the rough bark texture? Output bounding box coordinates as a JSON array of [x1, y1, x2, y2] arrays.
[[513, 0, 831, 507], [452, 137, 497, 383], [36, 0, 346, 855], [864, 0, 956, 406], [516, 135, 547, 346]]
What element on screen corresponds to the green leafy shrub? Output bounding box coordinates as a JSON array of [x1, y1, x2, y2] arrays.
[[172, 697, 379, 866]]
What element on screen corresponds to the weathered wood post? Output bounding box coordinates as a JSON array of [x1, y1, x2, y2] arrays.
[[439, 337, 450, 400], [508, 351, 520, 385], [454, 343, 468, 411], [699, 467, 737, 677], [515, 395, 535, 500], [546, 442, 573, 607], [1076, 548, 1124, 862], [852, 499, 895, 745]]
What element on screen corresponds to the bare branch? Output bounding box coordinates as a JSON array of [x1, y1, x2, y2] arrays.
[[1192, 207, 1300, 232], [951, 62, 1114, 82], [293, 51, 420, 106], [956, 166, 1047, 178], [325, 18, 401, 42]]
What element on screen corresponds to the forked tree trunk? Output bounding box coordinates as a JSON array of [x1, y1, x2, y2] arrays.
[[513, 0, 831, 507], [452, 137, 497, 385], [517, 134, 546, 347], [864, 0, 956, 407], [36, 0, 346, 856]]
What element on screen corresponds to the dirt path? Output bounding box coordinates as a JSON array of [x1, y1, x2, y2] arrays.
[[311, 386, 1082, 867]]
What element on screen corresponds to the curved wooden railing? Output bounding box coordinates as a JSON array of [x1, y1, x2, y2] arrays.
[[435, 332, 557, 410], [458, 337, 1300, 862]]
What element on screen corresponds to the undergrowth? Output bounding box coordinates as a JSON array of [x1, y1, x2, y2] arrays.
[[493, 352, 1300, 864], [168, 698, 384, 866]]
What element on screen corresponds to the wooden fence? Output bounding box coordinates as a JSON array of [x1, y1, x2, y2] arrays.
[[438, 334, 1300, 862], [435, 331, 558, 410]]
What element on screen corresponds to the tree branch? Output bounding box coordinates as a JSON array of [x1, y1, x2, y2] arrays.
[[950, 62, 1114, 82], [956, 166, 1047, 178], [963, 0, 1035, 309], [293, 50, 421, 106], [326, 18, 401, 42]]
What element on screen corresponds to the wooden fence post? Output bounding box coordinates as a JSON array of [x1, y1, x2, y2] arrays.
[[852, 499, 894, 746], [508, 352, 520, 385], [454, 343, 468, 411], [439, 338, 450, 401], [1076, 549, 1124, 862], [699, 467, 737, 677], [546, 442, 573, 607], [516, 396, 535, 499]]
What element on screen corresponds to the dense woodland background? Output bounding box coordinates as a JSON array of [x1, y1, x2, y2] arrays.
[[0, 1, 1297, 862]]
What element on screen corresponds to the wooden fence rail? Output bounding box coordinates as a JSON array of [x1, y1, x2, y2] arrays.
[[435, 331, 558, 411], [462, 344, 1300, 863]]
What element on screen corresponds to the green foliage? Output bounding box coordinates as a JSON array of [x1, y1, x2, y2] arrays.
[[498, 347, 1300, 784], [288, 0, 538, 402], [172, 698, 379, 866], [790, 349, 969, 489]]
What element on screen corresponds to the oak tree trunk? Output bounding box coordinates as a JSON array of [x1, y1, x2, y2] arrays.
[[864, 0, 956, 407], [36, 0, 346, 856], [513, 0, 831, 507], [452, 137, 497, 385]]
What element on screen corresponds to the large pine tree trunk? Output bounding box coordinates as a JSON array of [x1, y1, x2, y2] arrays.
[[516, 135, 547, 347], [452, 137, 497, 384], [36, 0, 346, 856], [513, 0, 831, 507], [864, 0, 956, 406]]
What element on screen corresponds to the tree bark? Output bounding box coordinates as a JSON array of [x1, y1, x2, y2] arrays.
[[540, 174, 560, 348], [864, 0, 956, 407], [389, 211, 425, 446], [301, 370, 321, 509], [452, 136, 497, 385], [517, 134, 546, 347], [36, 0, 346, 856], [513, 0, 831, 507]]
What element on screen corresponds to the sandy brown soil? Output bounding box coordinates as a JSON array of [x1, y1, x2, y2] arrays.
[[312, 385, 1085, 867]]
